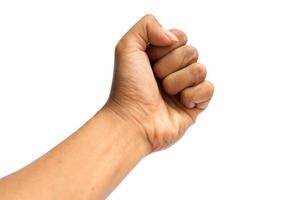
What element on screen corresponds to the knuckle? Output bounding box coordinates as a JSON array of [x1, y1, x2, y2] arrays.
[[162, 77, 175, 95], [143, 14, 156, 23], [204, 80, 215, 96], [191, 63, 207, 81], [183, 45, 199, 64], [202, 64, 207, 78]]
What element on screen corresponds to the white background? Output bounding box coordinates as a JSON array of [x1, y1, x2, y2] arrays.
[[1, 0, 300, 199]]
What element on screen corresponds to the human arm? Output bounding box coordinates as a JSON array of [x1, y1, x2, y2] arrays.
[[0, 14, 214, 199], [0, 108, 150, 200]]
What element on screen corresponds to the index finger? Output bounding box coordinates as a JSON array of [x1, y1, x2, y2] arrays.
[[146, 29, 188, 62]]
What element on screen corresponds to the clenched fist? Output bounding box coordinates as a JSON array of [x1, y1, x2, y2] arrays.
[[104, 14, 214, 153], [0, 14, 214, 200]]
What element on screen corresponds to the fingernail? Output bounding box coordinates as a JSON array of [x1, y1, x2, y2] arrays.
[[196, 101, 210, 109], [162, 28, 179, 42]]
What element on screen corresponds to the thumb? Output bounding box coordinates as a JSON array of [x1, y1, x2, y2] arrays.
[[116, 14, 178, 52]]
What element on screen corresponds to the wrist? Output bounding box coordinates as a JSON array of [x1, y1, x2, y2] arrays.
[[95, 105, 152, 157]]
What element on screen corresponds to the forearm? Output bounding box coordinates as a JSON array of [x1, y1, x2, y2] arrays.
[[0, 14, 213, 200], [0, 107, 151, 200]]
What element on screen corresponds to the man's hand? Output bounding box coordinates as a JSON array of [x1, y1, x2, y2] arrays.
[[0, 14, 214, 200], [104, 14, 214, 152]]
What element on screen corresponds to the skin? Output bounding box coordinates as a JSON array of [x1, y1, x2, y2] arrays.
[[0, 14, 214, 199]]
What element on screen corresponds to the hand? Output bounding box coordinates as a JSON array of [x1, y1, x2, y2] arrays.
[[0, 14, 214, 200], [104, 14, 214, 153]]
